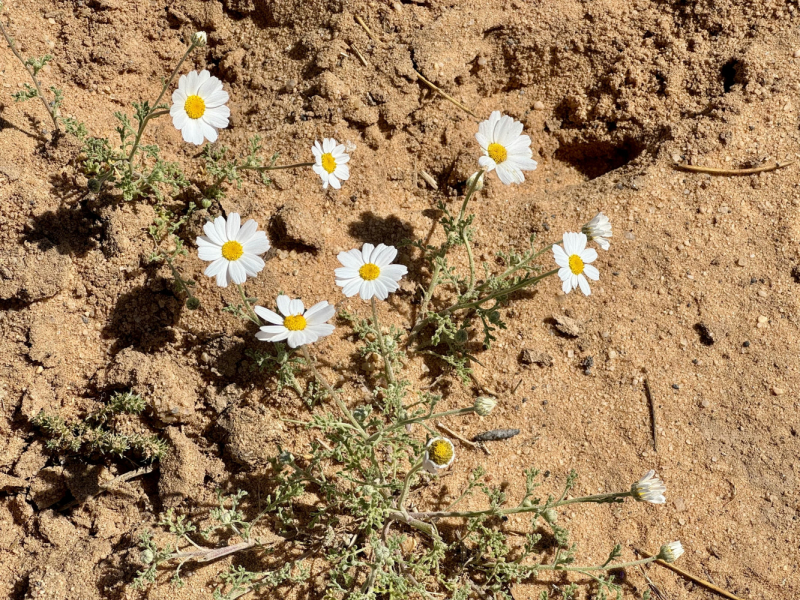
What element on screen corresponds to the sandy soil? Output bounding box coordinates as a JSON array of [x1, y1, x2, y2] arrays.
[[1, 0, 800, 598]]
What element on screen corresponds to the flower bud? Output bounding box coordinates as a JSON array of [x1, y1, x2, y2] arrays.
[[542, 508, 558, 524], [192, 31, 208, 46], [474, 396, 497, 417], [201, 198, 212, 209], [630, 470, 666, 504], [466, 171, 485, 192], [657, 541, 684, 563], [140, 549, 155, 564]]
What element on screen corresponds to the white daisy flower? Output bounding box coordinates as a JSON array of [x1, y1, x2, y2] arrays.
[[475, 111, 538, 185], [582, 212, 612, 251], [170, 69, 230, 145], [630, 470, 666, 504], [553, 232, 599, 296], [657, 541, 684, 563], [312, 138, 350, 189], [422, 437, 455, 474], [196, 213, 270, 288], [335, 243, 408, 301], [254, 295, 335, 349]]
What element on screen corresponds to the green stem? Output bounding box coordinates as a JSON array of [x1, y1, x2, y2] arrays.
[[389, 491, 631, 520], [397, 459, 424, 511], [0, 14, 60, 134], [165, 256, 199, 307], [300, 345, 368, 439], [409, 268, 560, 339], [473, 242, 556, 295], [366, 406, 474, 443], [371, 297, 396, 385], [241, 161, 314, 172], [415, 260, 441, 327], [235, 283, 261, 326], [127, 41, 198, 176], [540, 556, 657, 572]]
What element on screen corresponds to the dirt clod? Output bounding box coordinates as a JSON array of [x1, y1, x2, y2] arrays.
[[158, 428, 206, 508]]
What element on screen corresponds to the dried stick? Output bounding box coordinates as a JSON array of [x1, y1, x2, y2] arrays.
[[414, 69, 479, 119], [355, 15, 383, 47], [673, 161, 793, 176], [436, 421, 490, 456], [637, 549, 744, 600], [643, 377, 658, 452], [349, 43, 369, 67]]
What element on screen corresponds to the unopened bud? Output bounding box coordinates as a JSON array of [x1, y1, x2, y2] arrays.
[[466, 171, 485, 192], [657, 541, 684, 563], [192, 31, 208, 46], [542, 508, 558, 524], [140, 549, 155, 564], [474, 396, 497, 417]]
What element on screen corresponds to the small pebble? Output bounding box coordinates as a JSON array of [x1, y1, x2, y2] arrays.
[[533, 100, 545, 110], [742, 341, 750, 347], [672, 384, 680, 390], [701, 399, 710, 408], [794, 49, 800, 58]]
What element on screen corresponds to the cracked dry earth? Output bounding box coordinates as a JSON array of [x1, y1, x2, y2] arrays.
[[1, 0, 800, 598]]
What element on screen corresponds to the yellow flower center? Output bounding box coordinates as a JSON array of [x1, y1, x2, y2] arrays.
[[487, 142, 507, 164], [221, 240, 244, 261], [320, 152, 337, 174], [359, 263, 380, 281], [428, 440, 453, 466], [184, 94, 206, 119], [568, 254, 584, 275], [283, 315, 307, 331]]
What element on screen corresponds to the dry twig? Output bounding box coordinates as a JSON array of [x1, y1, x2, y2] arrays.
[[638, 549, 744, 600], [348, 43, 369, 67], [643, 377, 658, 452], [414, 69, 479, 119], [673, 160, 793, 176], [355, 15, 383, 47], [436, 421, 490, 456]]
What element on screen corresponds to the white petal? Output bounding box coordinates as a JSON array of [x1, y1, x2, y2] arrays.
[[361, 243, 376, 264], [203, 105, 229, 129], [197, 74, 221, 98], [478, 155, 497, 171], [238, 254, 264, 277], [380, 264, 407, 280], [311, 143, 322, 159], [198, 245, 222, 261], [562, 276, 573, 294], [228, 260, 247, 284], [337, 251, 362, 270], [333, 164, 350, 182], [553, 245, 569, 268], [212, 216, 228, 243], [322, 138, 336, 153], [583, 264, 600, 280], [203, 89, 229, 109], [243, 236, 271, 256], [475, 131, 490, 150], [360, 280, 376, 300], [558, 266, 572, 282], [276, 295, 292, 316], [304, 301, 335, 325], [256, 328, 289, 342], [181, 119, 205, 145], [254, 306, 284, 325], [234, 220, 256, 245], [198, 120, 218, 143], [258, 325, 289, 335], [328, 174, 341, 189], [289, 298, 305, 315], [185, 70, 200, 96], [340, 278, 362, 297], [171, 110, 188, 131], [580, 247, 598, 264], [204, 257, 227, 281], [287, 331, 306, 348], [306, 323, 335, 339], [578, 274, 591, 296], [226, 213, 241, 240], [373, 245, 397, 267], [377, 275, 399, 294]]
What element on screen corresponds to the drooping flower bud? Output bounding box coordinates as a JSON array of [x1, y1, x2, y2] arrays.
[[192, 31, 208, 46], [474, 396, 497, 416], [657, 541, 684, 563], [466, 171, 485, 192]]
